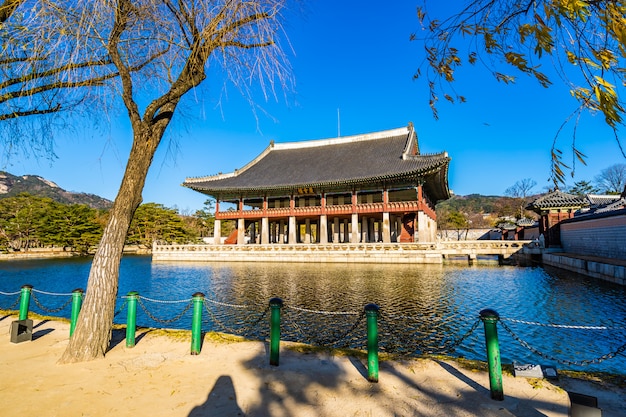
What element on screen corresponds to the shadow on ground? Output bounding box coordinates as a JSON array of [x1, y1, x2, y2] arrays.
[[186, 342, 572, 417]]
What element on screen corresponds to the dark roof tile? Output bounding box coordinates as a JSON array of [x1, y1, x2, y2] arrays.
[[185, 125, 451, 202], [527, 190, 588, 210]]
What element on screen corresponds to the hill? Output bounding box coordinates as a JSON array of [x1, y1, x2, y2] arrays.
[[0, 171, 112, 209], [436, 193, 502, 214]]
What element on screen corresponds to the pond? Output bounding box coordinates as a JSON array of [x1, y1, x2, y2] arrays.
[[1, 255, 625, 374]]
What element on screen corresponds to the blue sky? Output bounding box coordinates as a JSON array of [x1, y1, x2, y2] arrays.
[[3, 1, 625, 213]]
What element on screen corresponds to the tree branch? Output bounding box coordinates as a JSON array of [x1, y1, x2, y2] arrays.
[[0, 0, 21, 24]]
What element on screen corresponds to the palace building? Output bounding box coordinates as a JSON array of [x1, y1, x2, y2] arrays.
[[183, 123, 451, 246]]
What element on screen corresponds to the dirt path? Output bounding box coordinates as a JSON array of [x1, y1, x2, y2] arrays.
[[1, 315, 623, 416]]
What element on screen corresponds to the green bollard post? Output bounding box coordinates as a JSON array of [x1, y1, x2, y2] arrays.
[[269, 297, 283, 366], [364, 303, 380, 383], [480, 308, 504, 401], [18, 285, 33, 320], [191, 292, 205, 355], [69, 289, 83, 338], [125, 291, 139, 348]]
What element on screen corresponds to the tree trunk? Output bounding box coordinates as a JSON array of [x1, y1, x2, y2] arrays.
[[59, 127, 161, 363]]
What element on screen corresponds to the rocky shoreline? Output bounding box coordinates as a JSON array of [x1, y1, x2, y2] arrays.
[[0, 245, 151, 261]]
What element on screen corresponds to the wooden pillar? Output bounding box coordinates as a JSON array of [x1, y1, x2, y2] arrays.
[[382, 212, 391, 243], [351, 191, 358, 243], [351, 213, 359, 243], [261, 217, 269, 244], [368, 218, 375, 243], [333, 217, 340, 243], [250, 221, 257, 244], [237, 218, 245, 245], [305, 219, 312, 243], [288, 216, 297, 244], [320, 215, 328, 244], [279, 220, 285, 244], [213, 219, 221, 245], [417, 211, 429, 242], [361, 216, 369, 243], [214, 199, 221, 243]]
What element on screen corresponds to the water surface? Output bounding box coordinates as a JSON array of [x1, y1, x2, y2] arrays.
[[1, 256, 624, 374]]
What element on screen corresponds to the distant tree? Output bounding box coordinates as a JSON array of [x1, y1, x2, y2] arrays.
[[595, 163, 626, 194], [435, 194, 498, 216], [492, 197, 518, 220], [0, 193, 52, 250], [438, 208, 470, 240], [414, 1, 626, 184], [467, 212, 494, 229], [504, 178, 537, 219], [0, 193, 104, 253], [568, 180, 598, 196], [39, 203, 103, 254], [191, 199, 216, 238], [127, 203, 197, 246]]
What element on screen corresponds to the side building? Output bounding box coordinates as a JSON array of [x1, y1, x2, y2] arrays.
[[183, 123, 451, 246]]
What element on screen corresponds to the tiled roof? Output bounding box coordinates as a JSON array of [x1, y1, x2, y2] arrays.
[[184, 124, 451, 202], [527, 190, 588, 210], [594, 198, 626, 213], [586, 194, 621, 206], [517, 218, 538, 227]]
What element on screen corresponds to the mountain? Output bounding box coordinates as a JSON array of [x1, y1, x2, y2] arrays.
[[436, 193, 502, 214], [0, 171, 112, 209]]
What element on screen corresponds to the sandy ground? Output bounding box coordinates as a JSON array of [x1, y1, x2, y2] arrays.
[[1, 315, 624, 417]]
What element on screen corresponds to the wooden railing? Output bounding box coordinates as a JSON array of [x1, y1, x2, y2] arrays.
[[215, 201, 428, 220]]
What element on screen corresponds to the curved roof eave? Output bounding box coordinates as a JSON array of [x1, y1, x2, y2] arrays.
[[187, 159, 451, 202]]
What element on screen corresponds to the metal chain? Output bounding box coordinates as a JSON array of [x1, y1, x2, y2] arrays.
[[0, 296, 21, 310], [383, 311, 477, 323], [500, 319, 626, 366], [501, 317, 626, 330], [287, 305, 361, 316], [283, 308, 365, 347], [114, 299, 128, 317], [204, 297, 251, 309], [282, 313, 312, 343], [203, 301, 268, 336], [32, 288, 74, 296], [422, 318, 481, 354], [330, 311, 366, 347], [138, 295, 190, 304], [31, 292, 73, 314], [138, 299, 192, 324], [377, 312, 480, 355]]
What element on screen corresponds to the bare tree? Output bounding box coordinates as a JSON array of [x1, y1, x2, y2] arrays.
[[414, 0, 626, 185], [505, 178, 537, 219], [0, 1, 161, 163], [60, 0, 291, 363], [595, 163, 626, 194]]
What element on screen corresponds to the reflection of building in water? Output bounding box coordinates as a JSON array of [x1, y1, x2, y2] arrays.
[[184, 123, 451, 245]]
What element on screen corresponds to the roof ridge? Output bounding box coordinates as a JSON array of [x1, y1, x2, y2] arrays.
[[274, 126, 410, 151]]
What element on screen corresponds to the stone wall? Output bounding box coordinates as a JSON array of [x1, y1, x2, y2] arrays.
[[559, 209, 626, 261], [438, 228, 493, 241], [543, 253, 625, 286]]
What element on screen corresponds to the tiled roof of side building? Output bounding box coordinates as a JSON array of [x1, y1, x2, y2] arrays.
[[184, 124, 451, 202], [586, 194, 622, 206], [527, 189, 588, 210]]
